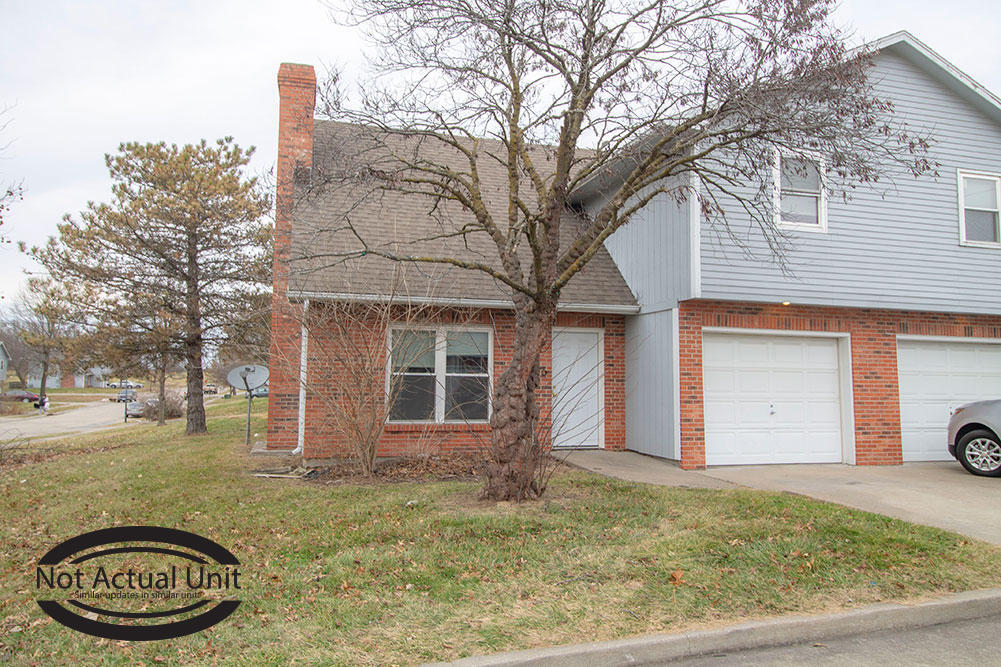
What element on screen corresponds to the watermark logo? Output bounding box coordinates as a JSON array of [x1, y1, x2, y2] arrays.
[[35, 526, 242, 641]]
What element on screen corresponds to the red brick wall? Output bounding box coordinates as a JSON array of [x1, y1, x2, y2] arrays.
[[298, 305, 626, 462], [60, 372, 75, 389], [678, 299, 1001, 469], [267, 63, 316, 451]]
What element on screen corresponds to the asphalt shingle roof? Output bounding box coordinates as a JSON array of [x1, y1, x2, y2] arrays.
[[287, 121, 637, 311]]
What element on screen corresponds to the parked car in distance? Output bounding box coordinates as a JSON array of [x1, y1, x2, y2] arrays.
[[1, 389, 40, 403], [117, 389, 137, 403], [107, 382, 119, 388], [246, 385, 269, 399], [204, 384, 218, 394], [948, 400, 1001, 477]]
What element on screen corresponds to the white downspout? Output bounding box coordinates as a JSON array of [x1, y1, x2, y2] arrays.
[[294, 299, 309, 455]]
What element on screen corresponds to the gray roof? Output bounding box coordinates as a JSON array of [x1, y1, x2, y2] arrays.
[[287, 121, 637, 312]]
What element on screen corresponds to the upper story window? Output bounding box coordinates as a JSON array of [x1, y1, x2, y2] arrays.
[[959, 171, 1001, 247], [776, 153, 827, 233], [388, 326, 491, 423]]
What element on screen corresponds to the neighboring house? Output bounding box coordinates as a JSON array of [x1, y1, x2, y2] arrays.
[[0, 342, 10, 390], [268, 31, 1001, 469], [27, 366, 111, 389]]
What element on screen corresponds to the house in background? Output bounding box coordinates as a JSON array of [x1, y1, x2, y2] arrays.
[[26, 366, 111, 389], [0, 342, 10, 391], [267, 31, 1001, 469]]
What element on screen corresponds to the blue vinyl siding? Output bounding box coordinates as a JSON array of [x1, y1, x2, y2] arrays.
[[699, 48, 1001, 314], [591, 178, 695, 313], [624, 309, 678, 459]]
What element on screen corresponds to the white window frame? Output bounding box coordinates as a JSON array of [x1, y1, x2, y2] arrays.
[[385, 324, 494, 424], [773, 149, 828, 233], [957, 169, 1001, 248]]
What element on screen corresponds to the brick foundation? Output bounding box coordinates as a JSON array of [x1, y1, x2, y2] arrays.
[[678, 299, 1001, 469]]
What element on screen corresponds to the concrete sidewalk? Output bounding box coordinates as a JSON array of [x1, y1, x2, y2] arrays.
[[561, 450, 735, 489]]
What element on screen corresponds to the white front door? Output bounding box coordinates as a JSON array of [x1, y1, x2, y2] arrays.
[[551, 329, 603, 448], [703, 333, 844, 465], [897, 339, 1001, 461]]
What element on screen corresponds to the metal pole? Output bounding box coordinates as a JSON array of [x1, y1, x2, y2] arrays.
[[243, 379, 252, 447]]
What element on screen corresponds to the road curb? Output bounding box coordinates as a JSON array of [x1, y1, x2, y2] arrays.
[[434, 588, 1001, 666]]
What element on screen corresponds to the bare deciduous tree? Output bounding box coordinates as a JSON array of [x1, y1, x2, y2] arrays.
[[0, 105, 22, 249], [311, 0, 932, 500], [13, 278, 76, 398]]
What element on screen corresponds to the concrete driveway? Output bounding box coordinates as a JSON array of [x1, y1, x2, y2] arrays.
[[700, 461, 1001, 547], [565, 450, 1001, 546]]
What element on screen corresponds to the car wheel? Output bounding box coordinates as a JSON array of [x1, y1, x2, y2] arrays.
[[957, 429, 1001, 477]]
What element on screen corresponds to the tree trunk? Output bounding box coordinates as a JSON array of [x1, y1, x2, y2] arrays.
[[481, 296, 557, 501], [157, 358, 167, 426], [184, 333, 206, 434], [39, 353, 50, 399], [184, 227, 207, 435]]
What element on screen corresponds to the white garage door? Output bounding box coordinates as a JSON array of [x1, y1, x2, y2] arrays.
[[897, 339, 1001, 461], [703, 333, 844, 465]]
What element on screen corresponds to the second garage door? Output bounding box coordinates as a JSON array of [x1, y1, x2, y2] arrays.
[[898, 339, 1001, 461], [703, 333, 845, 465]]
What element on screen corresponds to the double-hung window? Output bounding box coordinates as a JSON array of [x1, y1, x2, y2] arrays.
[[776, 153, 827, 232], [388, 327, 491, 423], [959, 171, 1001, 246]]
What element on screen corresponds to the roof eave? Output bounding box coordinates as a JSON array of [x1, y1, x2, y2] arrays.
[[286, 290, 640, 315]]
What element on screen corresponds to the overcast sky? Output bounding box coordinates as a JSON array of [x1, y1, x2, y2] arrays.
[[1, 0, 1000, 302]]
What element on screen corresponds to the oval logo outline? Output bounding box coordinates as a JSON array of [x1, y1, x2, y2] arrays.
[[36, 526, 241, 641]]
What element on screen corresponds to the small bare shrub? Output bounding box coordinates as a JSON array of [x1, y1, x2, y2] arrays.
[[142, 391, 185, 421]]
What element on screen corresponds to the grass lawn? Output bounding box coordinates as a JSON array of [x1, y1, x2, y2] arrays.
[[3, 401, 1001, 664], [0, 402, 36, 417]]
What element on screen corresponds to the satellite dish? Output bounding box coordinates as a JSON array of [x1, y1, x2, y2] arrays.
[[226, 364, 269, 392]]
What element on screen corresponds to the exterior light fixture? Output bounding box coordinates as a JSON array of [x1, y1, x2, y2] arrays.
[[781, 301, 791, 306]]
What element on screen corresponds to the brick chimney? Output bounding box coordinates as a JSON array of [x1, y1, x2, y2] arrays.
[[268, 63, 316, 452], [273, 63, 316, 298]]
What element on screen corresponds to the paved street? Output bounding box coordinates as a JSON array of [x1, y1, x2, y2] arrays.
[[565, 450, 1001, 546], [674, 614, 1000, 666], [0, 400, 129, 442]]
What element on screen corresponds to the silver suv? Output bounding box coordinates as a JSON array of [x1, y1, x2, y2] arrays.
[[948, 400, 1001, 477]]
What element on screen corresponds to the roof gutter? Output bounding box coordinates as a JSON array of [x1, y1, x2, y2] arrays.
[[286, 290, 640, 315]]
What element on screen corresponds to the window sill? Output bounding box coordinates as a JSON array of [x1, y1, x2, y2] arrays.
[[960, 240, 1001, 249], [777, 220, 828, 233], [385, 421, 491, 432]]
